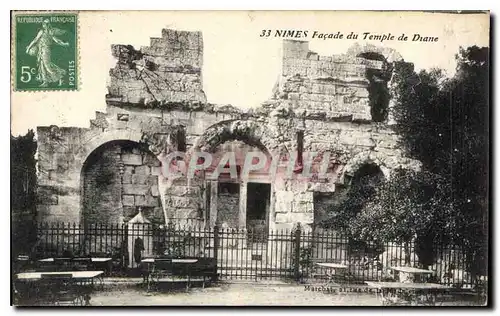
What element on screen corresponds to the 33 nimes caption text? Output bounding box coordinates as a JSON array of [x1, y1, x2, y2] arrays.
[[259, 30, 439, 43]]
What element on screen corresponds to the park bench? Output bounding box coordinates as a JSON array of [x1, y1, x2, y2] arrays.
[[144, 257, 217, 292], [38, 273, 87, 306], [15, 271, 103, 306], [38, 257, 112, 273], [438, 284, 487, 305], [308, 259, 354, 284], [190, 257, 218, 287]]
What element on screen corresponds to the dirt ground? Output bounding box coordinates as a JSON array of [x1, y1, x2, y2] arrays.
[[89, 282, 480, 306]]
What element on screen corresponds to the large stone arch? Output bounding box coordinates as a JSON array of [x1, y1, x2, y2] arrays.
[[339, 150, 422, 185], [79, 138, 163, 224], [75, 128, 186, 225], [347, 43, 403, 63], [191, 119, 281, 230], [339, 151, 391, 185], [193, 119, 279, 155], [79, 129, 145, 165]]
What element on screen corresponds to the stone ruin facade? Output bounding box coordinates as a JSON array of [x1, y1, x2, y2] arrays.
[[36, 28, 421, 236]]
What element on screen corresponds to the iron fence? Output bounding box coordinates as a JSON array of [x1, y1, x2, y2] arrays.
[[24, 221, 480, 287]]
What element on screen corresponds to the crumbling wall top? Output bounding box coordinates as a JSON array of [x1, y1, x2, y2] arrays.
[[107, 28, 206, 107], [264, 40, 401, 123]]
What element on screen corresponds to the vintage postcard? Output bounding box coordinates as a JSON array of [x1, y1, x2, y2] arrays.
[[10, 11, 490, 307]]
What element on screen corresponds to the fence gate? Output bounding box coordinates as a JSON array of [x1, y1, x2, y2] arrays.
[[215, 227, 296, 281]]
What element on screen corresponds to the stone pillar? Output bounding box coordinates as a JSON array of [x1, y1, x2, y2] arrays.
[[267, 184, 275, 232], [209, 180, 218, 227], [238, 181, 247, 229]]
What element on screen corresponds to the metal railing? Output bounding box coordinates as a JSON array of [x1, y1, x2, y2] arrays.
[[25, 221, 479, 287]]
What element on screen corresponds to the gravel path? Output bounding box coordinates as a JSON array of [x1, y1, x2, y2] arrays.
[[90, 283, 382, 306]]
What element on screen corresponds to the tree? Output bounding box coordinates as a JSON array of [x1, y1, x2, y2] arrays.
[[320, 164, 384, 235], [322, 46, 489, 276], [353, 169, 454, 265], [438, 46, 489, 277], [386, 46, 488, 274], [11, 130, 38, 255]]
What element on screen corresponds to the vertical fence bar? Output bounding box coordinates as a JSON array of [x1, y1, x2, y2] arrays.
[[234, 228, 238, 280], [294, 225, 301, 282], [287, 228, 291, 279], [275, 229, 280, 279], [54, 222, 59, 255], [281, 229, 284, 279], [241, 229, 246, 280], [258, 235, 262, 280], [213, 224, 219, 279], [222, 228, 227, 280], [240, 228, 244, 280], [271, 229, 275, 279]]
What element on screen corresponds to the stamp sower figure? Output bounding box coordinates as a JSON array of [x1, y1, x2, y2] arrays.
[[25, 19, 69, 87]]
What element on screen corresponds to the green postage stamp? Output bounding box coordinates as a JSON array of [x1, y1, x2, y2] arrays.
[[13, 12, 78, 91]]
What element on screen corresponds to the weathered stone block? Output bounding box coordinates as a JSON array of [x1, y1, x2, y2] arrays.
[[165, 185, 197, 197], [292, 212, 314, 223], [135, 165, 151, 175], [151, 185, 160, 197], [123, 166, 134, 175], [288, 93, 301, 101], [122, 184, 150, 195], [143, 154, 161, 166], [153, 207, 164, 219], [122, 173, 132, 184], [122, 153, 143, 166], [135, 195, 160, 207], [123, 206, 137, 219], [131, 174, 150, 185], [283, 40, 310, 59], [275, 213, 290, 223], [292, 201, 314, 213], [164, 196, 196, 208], [122, 195, 135, 206], [151, 166, 163, 176]]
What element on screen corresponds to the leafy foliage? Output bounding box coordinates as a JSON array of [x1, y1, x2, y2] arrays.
[[321, 164, 384, 235], [322, 46, 489, 275], [359, 52, 393, 122], [11, 130, 38, 255], [392, 47, 489, 267], [350, 169, 452, 244], [11, 130, 37, 212]]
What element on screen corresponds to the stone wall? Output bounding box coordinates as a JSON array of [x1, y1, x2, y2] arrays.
[[82, 142, 124, 224], [216, 183, 240, 228], [36, 28, 421, 231], [270, 40, 389, 121], [108, 29, 206, 105], [119, 142, 162, 222]]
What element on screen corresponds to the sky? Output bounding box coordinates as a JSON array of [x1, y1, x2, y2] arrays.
[[10, 11, 490, 136]]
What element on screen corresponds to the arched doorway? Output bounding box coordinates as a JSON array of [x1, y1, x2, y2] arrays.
[[315, 162, 385, 228], [81, 140, 163, 225], [194, 120, 275, 239], [209, 140, 272, 241]]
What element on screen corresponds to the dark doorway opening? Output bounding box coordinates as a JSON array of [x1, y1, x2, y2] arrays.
[[246, 183, 271, 242], [216, 182, 240, 228]]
